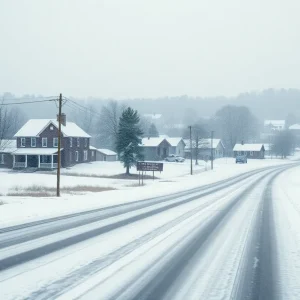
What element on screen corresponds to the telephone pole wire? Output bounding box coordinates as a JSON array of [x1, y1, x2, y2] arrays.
[[189, 126, 193, 175], [57, 93, 62, 197]]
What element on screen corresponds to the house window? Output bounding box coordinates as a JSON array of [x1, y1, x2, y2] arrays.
[[0, 154, 4, 164], [91, 151, 94, 157], [42, 137, 47, 147], [84, 138, 88, 147], [250, 151, 254, 156], [77, 138, 80, 147], [69, 151, 72, 162], [70, 137, 73, 148], [53, 137, 58, 148], [75, 151, 79, 162], [21, 138, 26, 147], [157, 148, 161, 156], [31, 138, 36, 147], [84, 150, 88, 161]]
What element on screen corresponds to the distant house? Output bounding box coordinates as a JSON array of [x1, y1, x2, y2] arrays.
[[184, 138, 225, 160], [289, 124, 300, 135], [140, 137, 171, 161], [233, 143, 265, 159], [289, 124, 300, 146], [95, 149, 117, 161], [13, 114, 91, 169], [167, 138, 186, 156], [264, 120, 285, 131], [261, 120, 286, 141], [0, 140, 17, 168]]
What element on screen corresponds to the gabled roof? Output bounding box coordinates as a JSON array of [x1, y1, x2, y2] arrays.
[[14, 119, 91, 138], [143, 114, 162, 120], [233, 144, 264, 152], [141, 137, 171, 147], [167, 137, 186, 147], [97, 149, 117, 156], [289, 124, 300, 130], [0, 139, 17, 153]]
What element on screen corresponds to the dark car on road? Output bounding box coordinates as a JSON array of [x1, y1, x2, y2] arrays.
[[236, 155, 247, 164]]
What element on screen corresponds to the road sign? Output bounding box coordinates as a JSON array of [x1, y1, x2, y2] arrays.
[[137, 161, 163, 172]]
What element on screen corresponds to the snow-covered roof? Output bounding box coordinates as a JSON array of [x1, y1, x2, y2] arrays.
[[97, 149, 117, 156], [264, 120, 285, 127], [233, 144, 264, 152], [141, 137, 170, 147], [0, 139, 17, 153], [184, 139, 224, 149], [167, 137, 185, 147], [14, 119, 91, 138], [13, 148, 63, 155], [89, 145, 97, 150], [289, 124, 300, 130], [198, 139, 224, 149], [143, 114, 162, 120]]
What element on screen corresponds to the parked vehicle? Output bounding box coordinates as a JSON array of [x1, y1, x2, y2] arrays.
[[236, 155, 247, 164], [165, 154, 185, 162]]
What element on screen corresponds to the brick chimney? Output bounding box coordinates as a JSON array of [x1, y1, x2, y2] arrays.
[[57, 113, 66, 126], [241, 140, 244, 145]]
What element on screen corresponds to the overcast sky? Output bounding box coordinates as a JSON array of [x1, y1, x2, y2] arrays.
[[1, 0, 300, 99]]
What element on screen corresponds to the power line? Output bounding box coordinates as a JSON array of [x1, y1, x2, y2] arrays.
[[0, 99, 58, 106], [64, 98, 102, 118]]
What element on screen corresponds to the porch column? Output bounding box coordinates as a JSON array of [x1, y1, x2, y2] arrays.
[[25, 155, 27, 168], [13, 155, 15, 168], [51, 155, 53, 169], [38, 155, 40, 168]]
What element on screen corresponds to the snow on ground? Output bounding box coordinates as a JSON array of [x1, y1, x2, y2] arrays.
[[272, 166, 300, 299], [0, 157, 297, 227], [60, 160, 206, 178]]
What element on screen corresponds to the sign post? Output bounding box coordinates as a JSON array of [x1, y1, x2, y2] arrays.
[[137, 162, 164, 185]]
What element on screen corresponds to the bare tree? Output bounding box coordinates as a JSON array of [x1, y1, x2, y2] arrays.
[[0, 100, 26, 145], [272, 130, 295, 158], [70, 103, 97, 134], [183, 123, 208, 165], [97, 101, 126, 150], [215, 105, 258, 150]]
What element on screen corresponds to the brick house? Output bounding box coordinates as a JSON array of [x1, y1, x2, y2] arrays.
[[0, 140, 17, 168], [13, 114, 91, 169]]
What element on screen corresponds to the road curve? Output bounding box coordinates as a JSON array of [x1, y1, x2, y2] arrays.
[[0, 163, 298, 300]]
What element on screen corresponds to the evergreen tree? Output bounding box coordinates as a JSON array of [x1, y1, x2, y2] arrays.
[[148, 123, 159, 137], [116, 107, 144, 174]]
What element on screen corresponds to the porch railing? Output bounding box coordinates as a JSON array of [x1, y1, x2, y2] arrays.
[[14, 162, 26, 168], [40, 163, 58, 169]]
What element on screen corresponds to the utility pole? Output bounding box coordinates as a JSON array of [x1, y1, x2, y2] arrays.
[[57, 93, 62, 197], [189, 126, 193, 175], [211, 130, 214, 170]]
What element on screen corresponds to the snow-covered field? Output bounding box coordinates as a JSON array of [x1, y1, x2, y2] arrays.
[[0, 157, 296, 227]]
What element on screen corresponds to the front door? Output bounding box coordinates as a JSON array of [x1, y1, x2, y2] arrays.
[[27, 155, 38, 167]]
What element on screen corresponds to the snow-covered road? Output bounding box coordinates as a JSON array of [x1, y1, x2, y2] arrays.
[[0, 163, 299, 299]]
